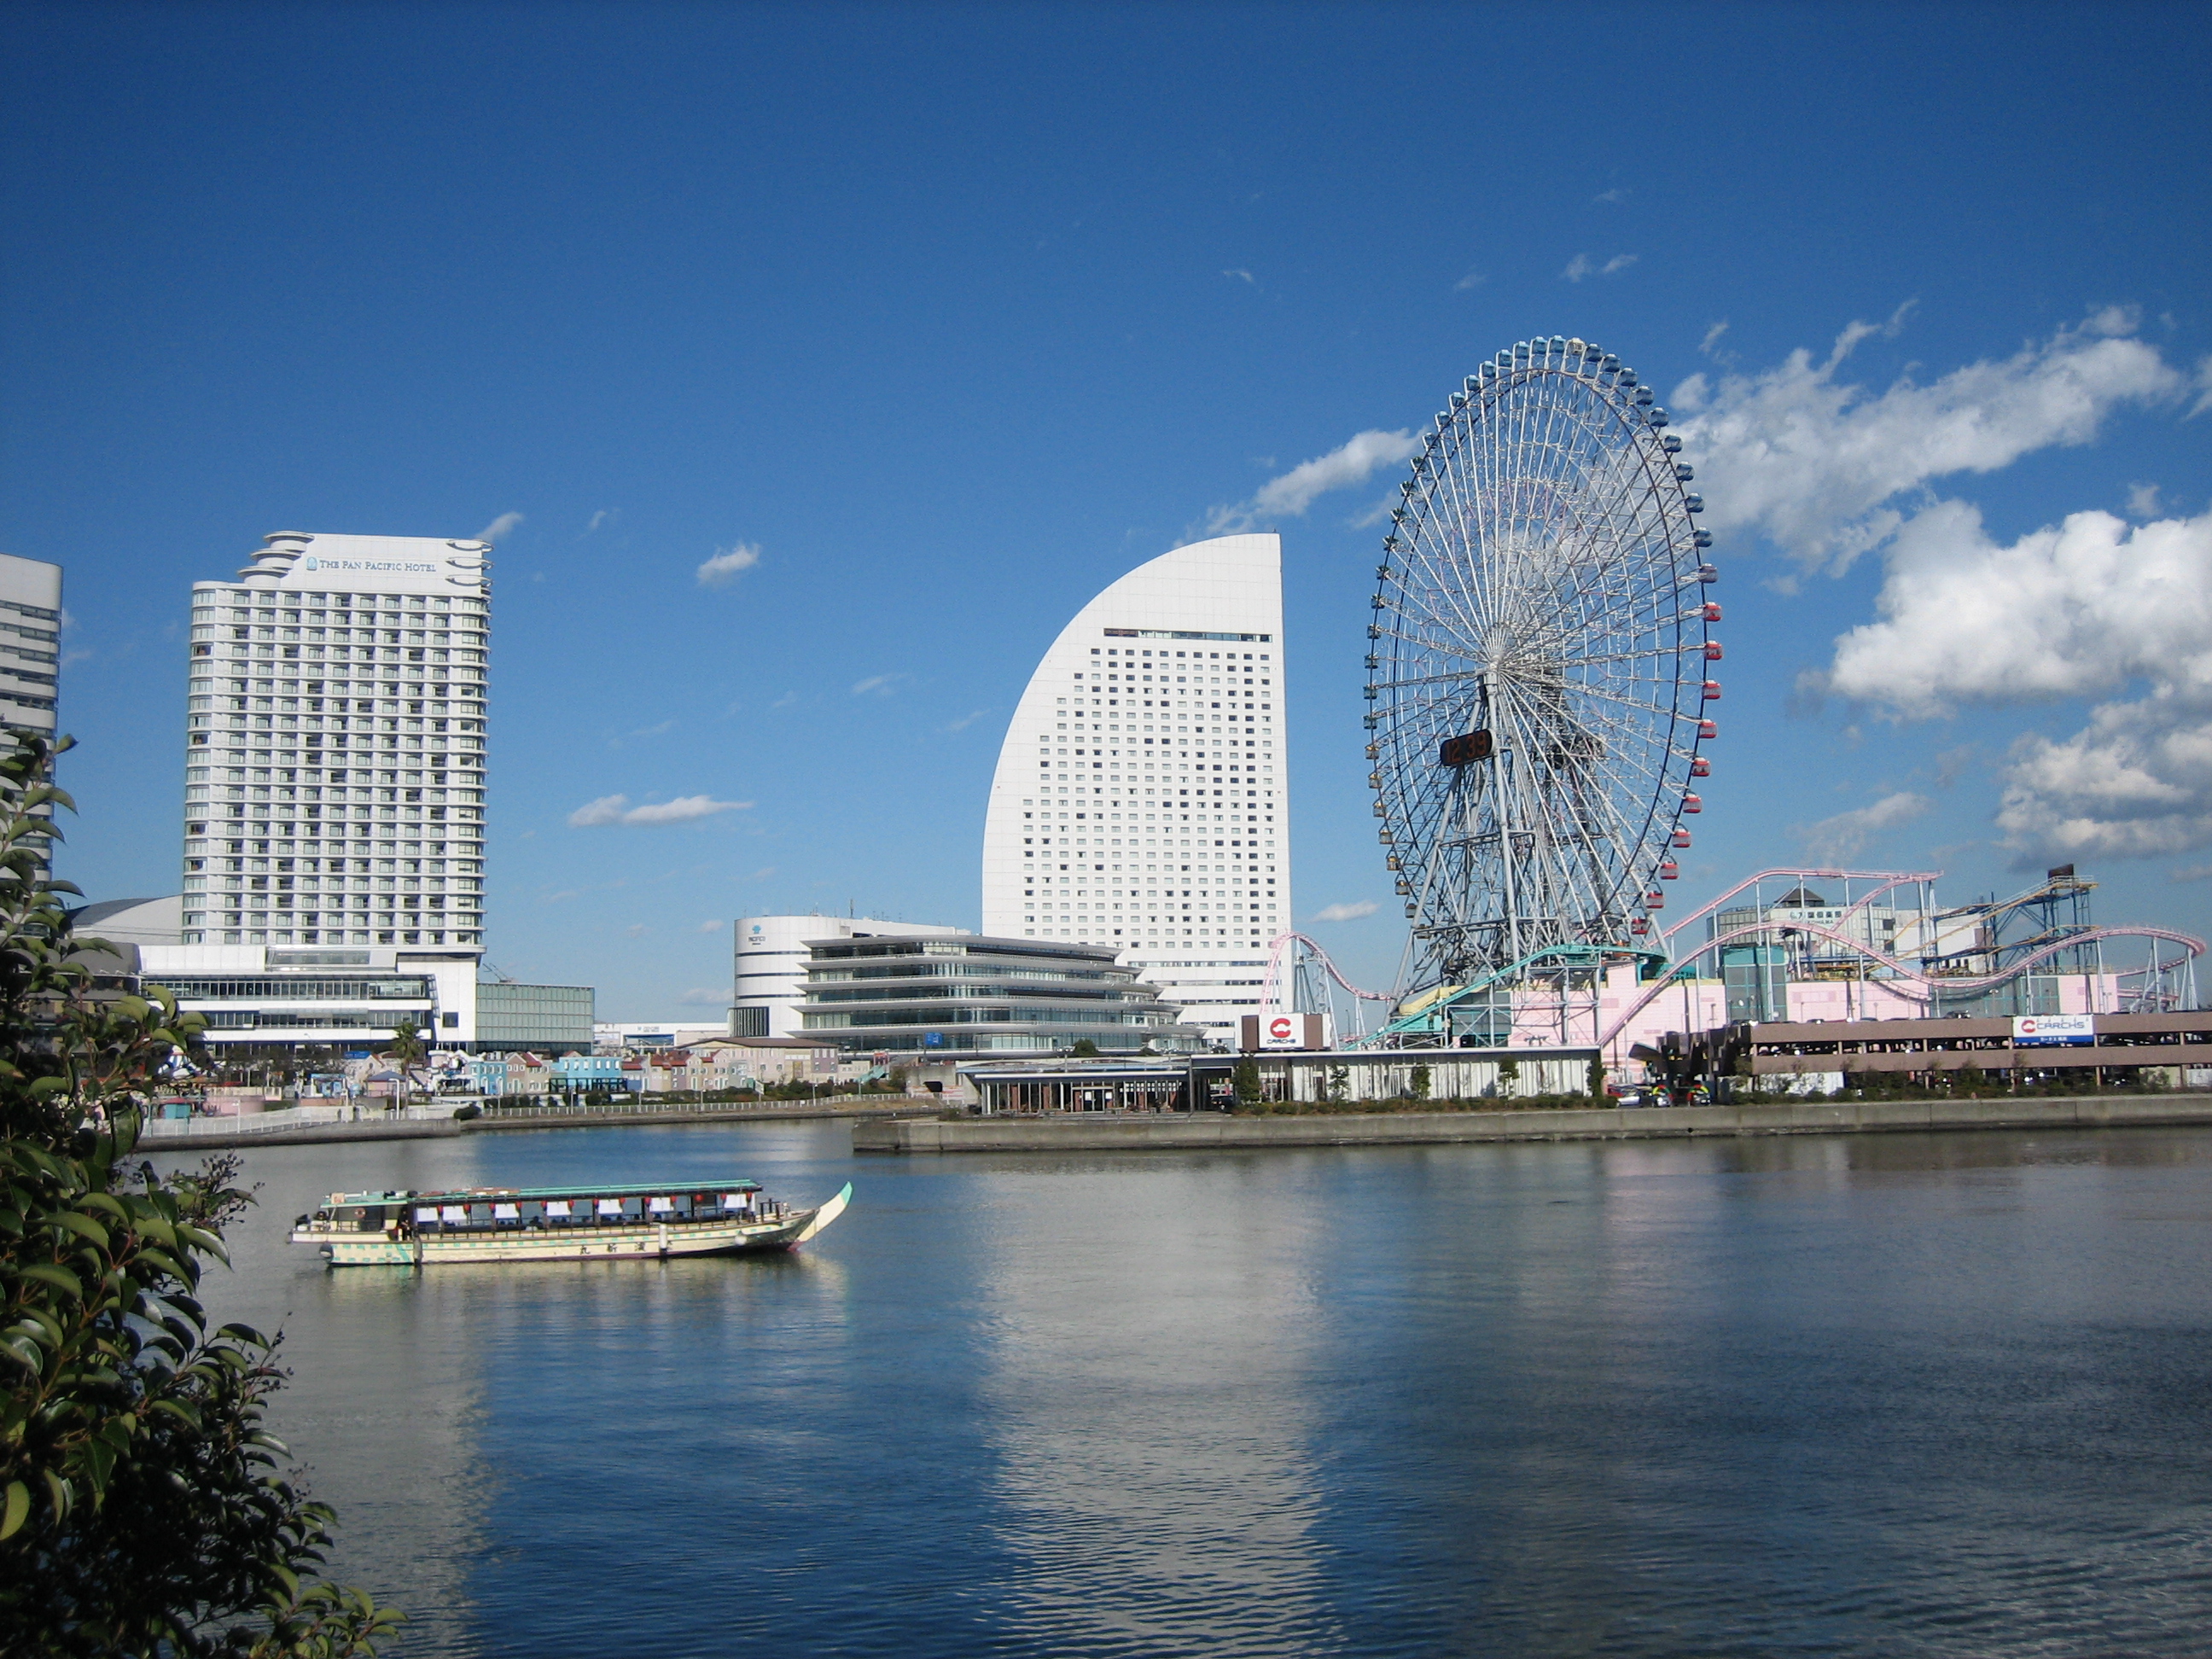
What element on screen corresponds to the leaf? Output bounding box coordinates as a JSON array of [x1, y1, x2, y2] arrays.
[[148, 1397, 205, 1430], [49, 1209, 110, 1247], [0, 1481, 26, 1540], [15, 1261, 85, 1298], [0, 1338, 41, 1374]]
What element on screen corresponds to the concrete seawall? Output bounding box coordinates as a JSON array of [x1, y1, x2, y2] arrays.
[[853, 1093, 2212, 1154], [140, 1100, 934, 1152]]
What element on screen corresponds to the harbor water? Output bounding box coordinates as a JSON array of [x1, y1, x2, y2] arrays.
[[179, 1121, 2212, 1656]]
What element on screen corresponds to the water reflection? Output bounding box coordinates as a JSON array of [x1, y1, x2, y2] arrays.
[[973, 1161, 1340, 1655], [162, 1123, 2212, 1657]]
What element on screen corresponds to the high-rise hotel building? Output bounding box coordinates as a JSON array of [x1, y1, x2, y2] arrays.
[[179, 531, 490, 968], [980, 533, 1291, 1046], [0, 554, 63, 742], [0, 554, 64, 874]]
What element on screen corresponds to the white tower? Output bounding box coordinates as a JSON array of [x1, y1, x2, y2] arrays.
[[981, 533, 1291, 1046], [178, 532, 491, 1033]]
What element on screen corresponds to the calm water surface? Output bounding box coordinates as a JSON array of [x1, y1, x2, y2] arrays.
[[178, 1122, 2212, 1656]]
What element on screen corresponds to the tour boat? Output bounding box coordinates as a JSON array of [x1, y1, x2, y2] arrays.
[[291, 1178, 851, 1266]]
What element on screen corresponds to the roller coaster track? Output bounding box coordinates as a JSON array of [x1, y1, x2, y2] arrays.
[[1596, 919, 2209, 1052], [1258, 933, 1396, 1017], [1658, 868, 1944, 946]]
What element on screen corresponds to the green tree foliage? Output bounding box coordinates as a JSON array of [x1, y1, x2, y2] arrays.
[[0, 734, 398, 1656], [1586, 1056, 1608, 1100], [1068, 1039, 1100, 1058], [1409, 1063, 1431, 1102], [1231, 1057, 1262, 1108]]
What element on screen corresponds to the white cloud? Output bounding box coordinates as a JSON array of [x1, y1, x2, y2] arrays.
[[567, 795, 632, 827], [1223, 268, 1255, 285], [1310, 899, 1379, 923], [1453, 268, 1485, 291], [2191, 355, 2212, 418], [620, 795, 752, 825], [1593, 186, 1628, 204], [1699, 320, 1730, 357], [1796, 792, 1932, 864], [585, 509, 614, 533], [1206, 429, 1423, 533], [697, 918, 724, 933], [1563, 253, 1635, 282], [476, 511, 524, 543], [943, 708, 990, 732], [1253, 429, 1422, 518], [2127, 481, 2163, 517], [851, 673, 904, 696], [1827, 503, 2212, 717], [696, 542, 761, 587], [568, 793, 753, 827], [678, 987, 731, 1005], [1822, 503, 2212, 859], [1670, 306, 2181, 573]]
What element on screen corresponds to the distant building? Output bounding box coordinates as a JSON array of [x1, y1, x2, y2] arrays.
[[639, 1036, 841, 1092], [552, 1053, 639, 1093], [477, 981, 594, 1054], [732, 914, 968, 1037], [978, 532, 1290, 1049], [795, 933, 1189, 1057], [594, 1020, 731, 1051], [69, 896, 184, 949], [138, 942, 448, 1057]]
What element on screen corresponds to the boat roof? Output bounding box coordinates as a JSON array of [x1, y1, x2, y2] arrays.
[[324, 1179, 763, 1206]]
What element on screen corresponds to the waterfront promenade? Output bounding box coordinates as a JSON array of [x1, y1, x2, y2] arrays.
[[854, 1091, 2212, 1153], [138, 1097, 933, 1150]]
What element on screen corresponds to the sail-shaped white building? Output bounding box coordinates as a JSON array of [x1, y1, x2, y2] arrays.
[[980, 533, 1291, 1046]]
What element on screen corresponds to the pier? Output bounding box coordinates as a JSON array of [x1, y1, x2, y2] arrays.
[[853, 1091, 2212, 1153]]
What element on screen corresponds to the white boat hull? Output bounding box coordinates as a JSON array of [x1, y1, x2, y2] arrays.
[[295, 1183, 852, 1267]]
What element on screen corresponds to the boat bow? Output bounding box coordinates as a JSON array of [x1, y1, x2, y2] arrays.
[[792, 1181, 853, 1245]]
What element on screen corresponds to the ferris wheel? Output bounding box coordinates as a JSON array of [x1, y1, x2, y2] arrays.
[[1366, 334, 1718, 995]]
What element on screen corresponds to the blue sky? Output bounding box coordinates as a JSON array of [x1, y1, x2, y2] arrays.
[[6, 3, 2209, 1018]]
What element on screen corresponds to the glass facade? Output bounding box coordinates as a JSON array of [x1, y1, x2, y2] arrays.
[[798, 936, 1188, 1055], [476, 981, 595, 1054]]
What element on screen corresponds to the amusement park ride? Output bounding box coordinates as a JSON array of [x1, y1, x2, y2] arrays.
[[1254, 334, 2208, 1071]]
